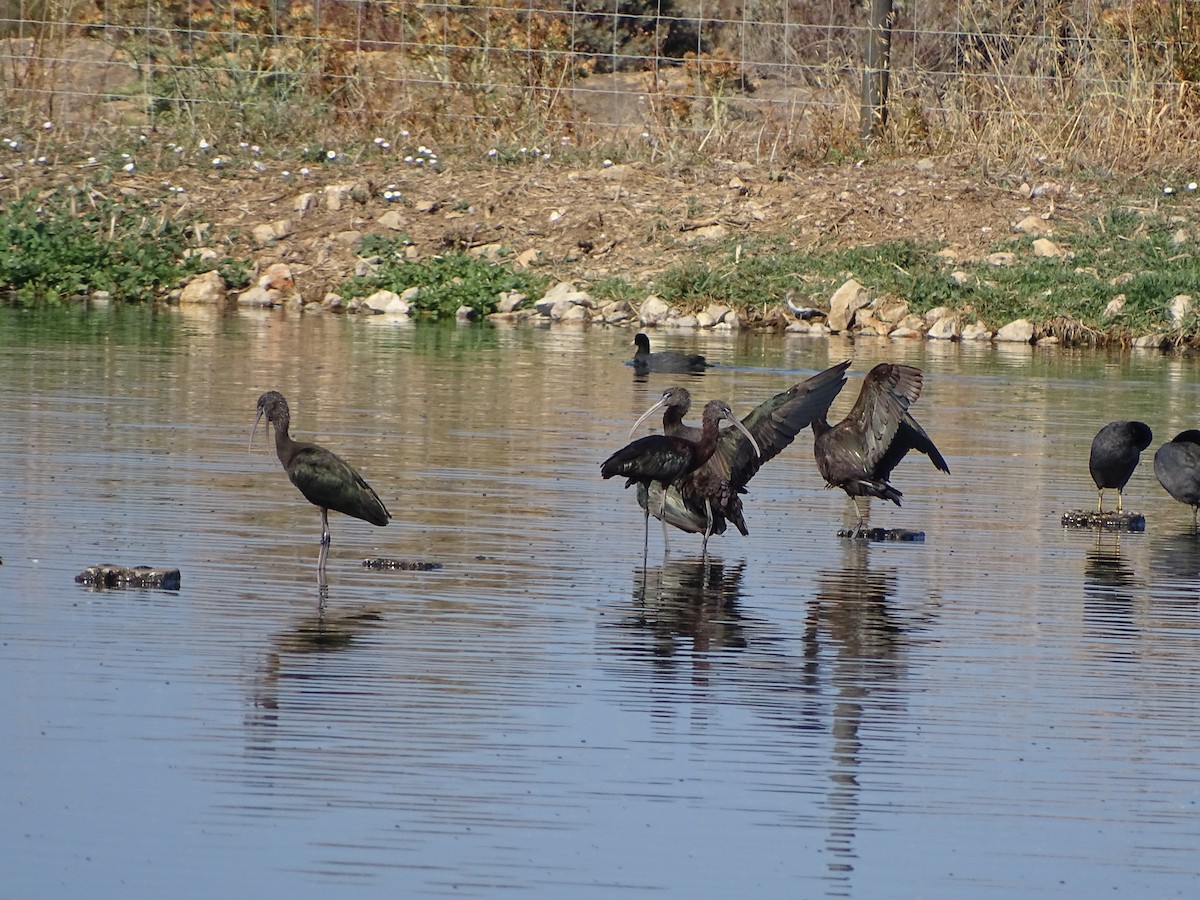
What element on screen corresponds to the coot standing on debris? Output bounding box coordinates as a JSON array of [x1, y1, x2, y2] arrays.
[[602, 399, 759, 555], [627, 360, 850, 553], [1154, 430, 1200, 526], [253, 391, 391, 568], [629, 332, 711, 374], [1089, 420, 1153, 514], [812, 363, 949, 537]]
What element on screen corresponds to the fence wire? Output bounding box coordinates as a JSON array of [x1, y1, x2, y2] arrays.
[[1, 1, 1198, 157]]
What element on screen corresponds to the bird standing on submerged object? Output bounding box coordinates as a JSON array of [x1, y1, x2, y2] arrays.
[[812, 363, 949, 537], [252, 391, 391, 567], [629, 332, 711, 374], [1154, 430, 1200, 527], [628, 360, 851, 553], [1089, 421, 1153, 514], [602, 399, 760, 555]]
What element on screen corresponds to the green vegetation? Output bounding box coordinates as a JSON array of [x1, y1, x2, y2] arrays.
[[0, 191, 208, 305], [338, 245, 548, 320], [642, 206, 1200, 340]]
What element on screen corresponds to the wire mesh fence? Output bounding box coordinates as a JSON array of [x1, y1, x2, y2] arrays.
[[1, 0, 1199, 162]]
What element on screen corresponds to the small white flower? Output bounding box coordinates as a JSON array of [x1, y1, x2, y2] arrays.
[[519, 147, 527, 154], [641, 131, 650, 140], [239, 141, 249, 149], [122, 162, 135, 172], [1164, 186, 1175, 194], [299, 166, 311, 176], [561, 136, 571, 144], [212, 157, 224, 167], [121, 153, 131, 160], [374, 136, 384, 145], [603, 159, 613, 167], [1189, 182, 1198, 191], [404, 155, 414, 163], [35, 155, 48, 165], [252, 161, 267, 172], [326, 149, 337, 160], [85, 156, 97, 165], [173, 146, 184, 154], [42, 121, 53, 130], [251, 145, 261, 154], [542, 153, 551, 161], [400, 130, 410, 138], [281, 170, 291, 177], [381, 142, 391, 150], [199, 139, 210, 151], [416, 158, 425, 166], [487, 148, 498, 158]]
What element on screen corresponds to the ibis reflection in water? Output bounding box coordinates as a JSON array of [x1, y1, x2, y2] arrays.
[[629, 332, 712, 374], [627, 360, 851, 554], [812, 363, 949, 538], [1089, 420, 1153, 514], [602, 398, 760, 557], [252, 391, 391, 571]]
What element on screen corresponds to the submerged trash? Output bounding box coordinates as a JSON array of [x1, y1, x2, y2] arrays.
[[836, 527, 926, 542], [362, 558, 443, 571], [1061, 510, 1146, 532], [75, 564, 181, 590]]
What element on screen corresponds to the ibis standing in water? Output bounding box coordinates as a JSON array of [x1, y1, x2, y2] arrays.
[[1089, 420, 1153, 514], [629, 332, 711, 374], [602, 399, 759, 556], [1154, 430, 1200, 527], [812, 363, 949, 537], [627, 360, 851, 553], [252, 391, 391, 569]]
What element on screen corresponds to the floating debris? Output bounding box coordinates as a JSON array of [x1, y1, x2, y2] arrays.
[[1061, 510, 1146, 532], [362, 558, 444, 571], [837, 528, 926, 542], [75, 564, 181, 590]]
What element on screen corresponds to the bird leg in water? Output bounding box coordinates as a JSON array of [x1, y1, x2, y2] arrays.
[[852, 496, 868, 538], [320, 508, 332, 546], [658, 489, 671, 556], [1116, 488, 1124, 514], [317, 539, 329, 574], [701, 497, 715, 559]]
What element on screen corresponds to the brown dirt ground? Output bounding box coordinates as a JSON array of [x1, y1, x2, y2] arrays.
[[152, 152, 1111, 308]]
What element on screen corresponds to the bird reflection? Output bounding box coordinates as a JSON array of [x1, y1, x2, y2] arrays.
[[247, 587, 384, 739], [1149, 530, 1200, 586], [624, 559, 750, 664], [1082, 533, 1141, 649], [804, 542, 918, 897]]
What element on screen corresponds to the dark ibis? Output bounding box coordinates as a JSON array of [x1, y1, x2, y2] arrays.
[[1089, 420, 1153, 513], [627, 360, 851, 553], [1154, 430, 1200, 526], [252, 391, 391, 568], [812, 363, 949, 537], [629, 332, 711, 374], [602, 399, 760, 555]]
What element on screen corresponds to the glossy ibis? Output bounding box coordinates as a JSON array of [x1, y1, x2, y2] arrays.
[[628, 360, 851, 553], [602, 399, 759, 555], [629, 332, 711, 374], [252, 391, 391, 567], [812, 363, 949, 537], [1089, 421, 1153, 513], [1154, 430, 1200, 526]]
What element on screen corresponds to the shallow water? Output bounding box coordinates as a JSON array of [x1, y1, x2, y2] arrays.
[[3, 307, 1200, 897]]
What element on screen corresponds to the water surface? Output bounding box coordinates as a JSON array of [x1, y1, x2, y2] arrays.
[[3, 307, 1200, 897]]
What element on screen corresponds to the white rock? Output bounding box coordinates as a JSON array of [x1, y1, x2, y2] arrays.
[[258, 262, 294, 291], [923, 306, 950, 325], [1170, 294, 1193, 327], [827, 278, 871, 332], [378, 209, 406, 231], [550, 297, 577, 320], [987, 252, 1017, 266], [1103, 297, 1125, 318], [888, 327, 922, 339], [557, 304, 589, 322], [294, 192, 317, 212], [696, 311, 715, 328], [875, 297, 909, 323], [1032, 238, 1065, 258], [236, 285, 280, 307], [724, 311, 741, 330], [179, 270, 226, 304], [671, 315, 699, 328], [361, 290, 402, 313], [961, 322, 992, 341], [1015, 214, 1051, 235], [1133, 334, 1167, 349], [456, 306, 477, 321], [785, 321, 810, 333], [927, 316, 960, 340], [950, 270, 971, 286], [639, 295, 672, 325], [704, 303, 730, 323], [497, 291, 526, 313], [995, 318, 1035, 342], [324, 183, 354, 210]]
